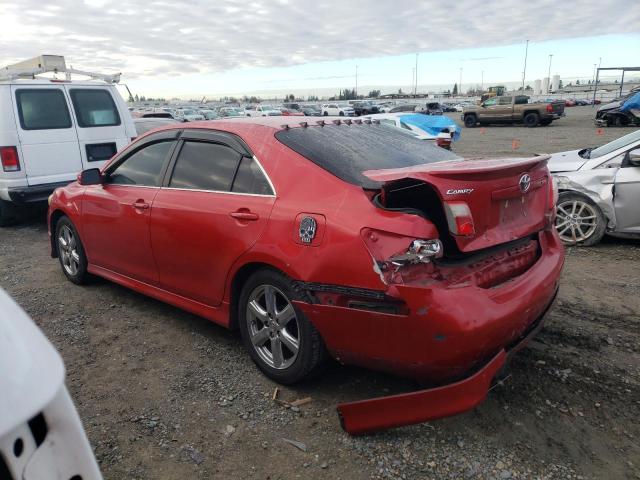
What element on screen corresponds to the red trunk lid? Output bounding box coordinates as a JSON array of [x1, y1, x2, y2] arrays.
[[364, 155, 552, 252]]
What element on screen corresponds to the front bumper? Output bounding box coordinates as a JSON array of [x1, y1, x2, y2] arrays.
[[336, 289, 555, 434]]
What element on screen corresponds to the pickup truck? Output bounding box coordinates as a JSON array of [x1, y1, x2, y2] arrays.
[[462, 95, 564, 128]]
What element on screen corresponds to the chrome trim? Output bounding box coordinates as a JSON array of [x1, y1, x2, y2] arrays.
[[252, 154, 277, 196], [160, 186, 275, 198]]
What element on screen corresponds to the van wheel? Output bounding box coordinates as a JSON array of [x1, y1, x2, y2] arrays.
[[555, 192, 606, 246], [464, 115, 477, 128], [55, 216, 90, 284], [524, 112, 539, 127], [239, 269, 327, 385], [0, 200, 18, 227]]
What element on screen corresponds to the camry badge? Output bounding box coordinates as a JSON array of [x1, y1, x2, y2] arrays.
[[446, 188, 474, 195], [299, 216, 317, 244], [519, 174, 531, 193]]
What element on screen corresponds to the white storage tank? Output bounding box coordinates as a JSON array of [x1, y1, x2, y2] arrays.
[[542, 77, 550, 94], [534, 79, 542, 95]]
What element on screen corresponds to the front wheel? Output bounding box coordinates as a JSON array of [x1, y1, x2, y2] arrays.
[[55, 216, 90, 284], [555, 192, 606, 246], [239, 270, 326, 384], [323, 111, 329, 116]]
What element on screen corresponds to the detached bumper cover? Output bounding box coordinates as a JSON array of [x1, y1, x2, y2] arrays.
[[336, 289, 556, 435]]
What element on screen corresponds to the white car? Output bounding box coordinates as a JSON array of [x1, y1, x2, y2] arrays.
[[321, 103, 355, 116], [0, 288, 102, 479], [175, 108, 205, 122], [0, 55, 136, 226], [363, 113, 456, 149], [245, 105, 282, 117]]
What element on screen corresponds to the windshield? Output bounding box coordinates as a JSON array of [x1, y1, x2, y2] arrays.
[[260, 105, 273, 110], [590, 129, 640, 158]]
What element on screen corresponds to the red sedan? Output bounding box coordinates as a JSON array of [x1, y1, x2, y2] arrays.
[[48, 117, 564, 434]]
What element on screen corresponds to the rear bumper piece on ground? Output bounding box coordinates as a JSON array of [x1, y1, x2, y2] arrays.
[[336, 291, 555, 435], [8, 181, 71, 205]]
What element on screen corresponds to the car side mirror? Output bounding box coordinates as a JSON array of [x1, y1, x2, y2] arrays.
[[629, 148, 640, 166], [78, 168, 102, 185]]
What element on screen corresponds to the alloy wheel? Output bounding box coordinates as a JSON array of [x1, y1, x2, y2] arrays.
[[246, 284, 300, 370], [58, 225, 80, 276], [555, 199, 598, 244]]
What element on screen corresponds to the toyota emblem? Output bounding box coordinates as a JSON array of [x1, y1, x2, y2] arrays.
[[519, 174, 531, 193]]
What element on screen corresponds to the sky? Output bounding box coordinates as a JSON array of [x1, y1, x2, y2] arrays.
[[1, 0, 639, 99]]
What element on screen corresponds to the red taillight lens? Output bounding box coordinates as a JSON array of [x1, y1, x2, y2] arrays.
[[546, 104, 553, 113], [0, 146, 20, 172], [444, 201, 475, 237], [436, 137, 452, 149], [544, 176, 558, 229]]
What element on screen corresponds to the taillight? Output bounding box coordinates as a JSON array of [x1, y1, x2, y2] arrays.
[[444, 201, 475, 236], [546, 104, 553, 113], [0, 146, 20, 172], [436, 137, 452, 149], [544, 176, 558, 229]]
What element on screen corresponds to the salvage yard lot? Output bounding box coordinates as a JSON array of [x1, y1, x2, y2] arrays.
[[1, 106, 638, 480]]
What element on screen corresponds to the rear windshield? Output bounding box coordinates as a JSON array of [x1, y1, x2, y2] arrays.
[[275, 124, 460, 188]]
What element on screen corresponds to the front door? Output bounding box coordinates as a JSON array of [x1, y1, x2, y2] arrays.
[[81, 137, 176, 284], [150, 136, 275, 306], [613, 152, 640, 233], [11, 85, 83, 186]]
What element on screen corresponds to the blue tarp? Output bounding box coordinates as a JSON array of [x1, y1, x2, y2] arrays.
[[399, 114, 462, 141], [620, 92, 640, 113]]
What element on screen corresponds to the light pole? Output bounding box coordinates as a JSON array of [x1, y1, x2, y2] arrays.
[[459, 67, 463, 97], [521, 39, 529, 91], [411, 68, 415, 96], [481, 70, 484, 92], [355, 65, 358, 98], [415, 53, 419, 96], [547, 54, 553, 93]]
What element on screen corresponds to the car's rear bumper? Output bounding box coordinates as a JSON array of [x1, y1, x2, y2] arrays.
[[8, 181, 72, 205], [336, 289, 555, 434]]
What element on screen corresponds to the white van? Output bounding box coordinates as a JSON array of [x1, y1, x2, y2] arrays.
[[0, 55, 136, 225]]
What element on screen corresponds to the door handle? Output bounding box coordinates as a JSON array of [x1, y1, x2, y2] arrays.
[[133, 200, 149, 210], [229, 210, 259, 221]]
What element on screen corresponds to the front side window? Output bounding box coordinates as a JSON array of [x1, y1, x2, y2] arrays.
[[169, 141, 241, 191], [15, 89, 72, 130], [69, 89, 121, 127], [108, 141, 173, 186], [232, 157, 273, 195], [483, 98, 497, 106]]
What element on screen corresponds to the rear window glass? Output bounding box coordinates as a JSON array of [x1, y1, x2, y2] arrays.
[[275, 124, 460, 188], [69, 89, 121, 127], [169, 141, 240, 191], [232, 157, 273, 195], [15, 89, 72, 130]]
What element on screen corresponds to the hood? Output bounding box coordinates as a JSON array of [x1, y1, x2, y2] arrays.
[[547, 149, 588, 172], [598, 100, 621, 112], [0, 289, 64, 436]]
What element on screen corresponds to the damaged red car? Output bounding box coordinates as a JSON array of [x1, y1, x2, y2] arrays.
[[48, 117, 564, 434]]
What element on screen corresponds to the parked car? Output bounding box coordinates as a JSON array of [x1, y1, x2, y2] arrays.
[[175, 109, 205, 122], [463, 95, 565, 128], [282, 103, 302, 111], [139, 111, 175, 119], [564, 99, 577, 107], [595, 89, 640, 127], [0, 55, 136, 226], [245, 104, 282, 117], [48, 117, 563, 434], [321, 103, 355, 116], [389, 104, 418, 113], [422, 102, 444, 115], [133, 117, 181, 136], [217, 107, 245, 118], [363, 113, 460, 149], [351, 101, 380, 116], [199, 109, 219, 120], [280, 108, 304, 116], [300, 105, 322, 116], [549, 128, 640, 245], [0, 288, 102, 479]]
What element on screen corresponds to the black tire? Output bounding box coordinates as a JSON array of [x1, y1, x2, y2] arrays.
[[555, 192, 606, 247], [524, 112, 539, 127], [238, 269, 327, 384], [463, 114, 477, 128], [339, 111, 345, 116], [323, 111, 329, 116], [540, 119, 552, 126], [0, 199, 18, 227], [54, 216, 90, 284]]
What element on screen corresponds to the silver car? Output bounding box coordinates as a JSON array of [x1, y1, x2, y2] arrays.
[[549, 129, 640, 245]]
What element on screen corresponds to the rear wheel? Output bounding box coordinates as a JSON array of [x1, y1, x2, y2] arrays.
[[55, 216, 90, 284], [463, 114, 477, 128], [239, 269, 326, 384], [339, 111, 345, 116], [0, 199, 18, 227], [555, 192, 606, 246], [323, 111, 329, 116], [524, 112, 539, 127]]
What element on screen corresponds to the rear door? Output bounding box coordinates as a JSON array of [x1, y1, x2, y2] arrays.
[[613, 152, 640, 233], [11, 85, 83, 186], [150, 130, 275, 306], [66, 86, 131, 171]]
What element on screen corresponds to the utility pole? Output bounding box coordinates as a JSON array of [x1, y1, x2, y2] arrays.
[[414, 53, 419, 96], [412, 68, 415, 96], [521, 39, 529, 91], [481, 70, 484, 91], [459, 68, 463, 97], [355, 65, 358, 98], [547, 54, 553, 93]]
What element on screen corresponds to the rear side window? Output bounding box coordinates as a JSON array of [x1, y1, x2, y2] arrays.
[[108, 141, 172, 186], [169, 141, 241, 192], [232, 157, 273, 195], [15, 89, 72, 130], [69, 89, 121, 127]]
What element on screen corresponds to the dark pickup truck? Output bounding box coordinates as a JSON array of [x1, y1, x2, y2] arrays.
[[463, 95, 565, 127]]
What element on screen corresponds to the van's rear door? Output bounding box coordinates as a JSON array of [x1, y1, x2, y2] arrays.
[[65, 85, 131, 171], [10, 85, 83, 186]]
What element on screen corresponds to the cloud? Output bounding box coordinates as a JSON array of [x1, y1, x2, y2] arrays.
[[0, 0, 638, 81]]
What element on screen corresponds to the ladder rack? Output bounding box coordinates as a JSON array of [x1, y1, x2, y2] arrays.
[[0, 55, 121, 83]]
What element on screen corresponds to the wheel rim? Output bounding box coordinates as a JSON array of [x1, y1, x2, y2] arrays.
[[555, 199, 598, 244], [246, 284, 300, 370], [58, 225, 80, 276]]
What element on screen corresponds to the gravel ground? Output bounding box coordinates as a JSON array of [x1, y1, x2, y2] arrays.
[[0, 106, 638, 480]]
